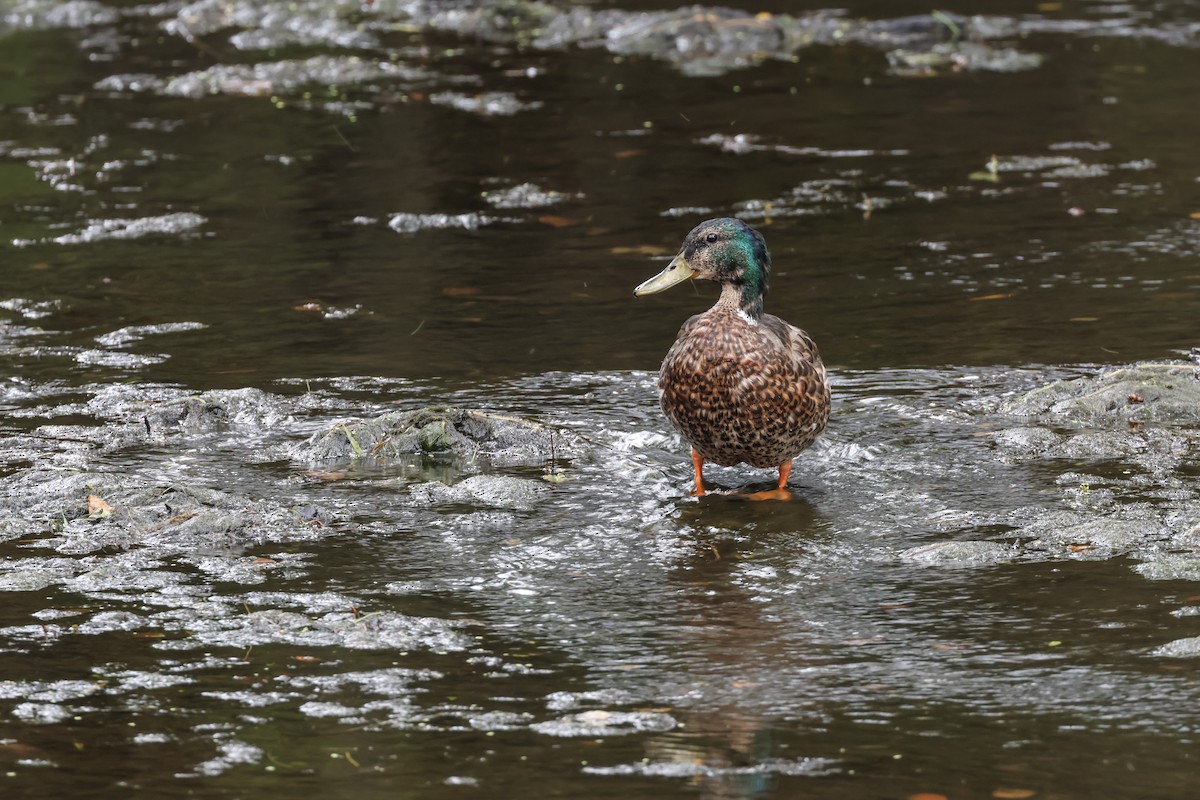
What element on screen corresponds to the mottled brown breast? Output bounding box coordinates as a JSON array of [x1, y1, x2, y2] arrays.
[[658, 307, 829, 468]]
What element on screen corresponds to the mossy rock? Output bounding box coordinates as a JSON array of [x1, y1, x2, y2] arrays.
[[1002, 362, 1200, 425], [300, 406, 579, 467]]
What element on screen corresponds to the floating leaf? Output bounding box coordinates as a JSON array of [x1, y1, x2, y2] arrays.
[[969, 293, 1010, 302], [908, 794, 950, 800], [442, 286, 479, 297], [970, 154, 1000, 182], [86, 494, 114, 519], [1188, 211, 1200, 220], [538, 215, 576, 228], [992, 790, 1036, 800]]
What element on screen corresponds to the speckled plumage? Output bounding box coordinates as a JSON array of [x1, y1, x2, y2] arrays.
[[659, 306, 828, 468], [634, 218, 829, 495]]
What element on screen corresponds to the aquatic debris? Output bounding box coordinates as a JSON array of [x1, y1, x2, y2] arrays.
[[157, 607, 470, 652], [428, 91, 543, 116], [583, 756, 838, 777], [887, 41, 1044, 75], [192, 740, 264, 777], [386, 212, 508, 233], [293, 302, 364, 319], [482, 182, 579, 209], [696, 133, 910, 159], [11, 703, 74, 724], [92, 73, 165, 94], [162, 56, 434, 99], [95, 321, 207, 347], [0, 297, 60, 319], [530, 709, 678, 737], [140, 1, 1050, 80], [85, 494, 113, 520], [12, 212, 207, 246], [2, 0, 118, 30], [164, 0, 376, 50]]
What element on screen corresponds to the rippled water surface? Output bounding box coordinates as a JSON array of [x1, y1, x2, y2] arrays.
[[2, 0, 1200, 797]]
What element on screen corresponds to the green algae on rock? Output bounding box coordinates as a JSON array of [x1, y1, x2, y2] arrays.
[[300, 406, 580, 467], [1002, 362, 1200, 425]]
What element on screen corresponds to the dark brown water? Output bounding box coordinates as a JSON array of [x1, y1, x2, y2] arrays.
[[2, 1, 1200, 798]]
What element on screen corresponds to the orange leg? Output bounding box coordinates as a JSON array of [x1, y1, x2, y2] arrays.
[[690, 449, 706, 496], [776, 459, 792, 491], [743, 459, 795, 501]]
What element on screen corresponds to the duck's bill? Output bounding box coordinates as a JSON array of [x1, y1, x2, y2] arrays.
[[633, 253, 698, 296]]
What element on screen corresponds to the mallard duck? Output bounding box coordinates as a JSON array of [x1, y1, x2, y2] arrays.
[[634, 218, 830, 500]]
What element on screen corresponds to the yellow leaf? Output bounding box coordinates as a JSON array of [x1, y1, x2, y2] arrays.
[[993, 790, 1036, 800], [970, 293, 1010, 302]]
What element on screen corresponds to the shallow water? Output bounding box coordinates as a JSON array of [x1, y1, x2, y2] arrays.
[[2, 0, 1200, 797]]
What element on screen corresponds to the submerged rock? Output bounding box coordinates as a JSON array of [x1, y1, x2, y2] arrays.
[[299, 406, 580, 468], [1002, 363, 1200, 425], [407, 474, 549, 510], [898, 540, 1014, 565], [0, 469, 332, 555], [1135, 556, 1200, 582], [1150, 636, 1200, 658]]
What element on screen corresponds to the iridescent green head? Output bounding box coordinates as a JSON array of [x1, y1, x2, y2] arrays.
[[634, 218, 771, 318]]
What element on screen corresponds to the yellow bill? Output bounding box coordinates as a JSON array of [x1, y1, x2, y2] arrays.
[[633, 253, 698, 296]]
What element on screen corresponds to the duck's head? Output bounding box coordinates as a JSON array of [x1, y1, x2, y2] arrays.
[[633, 217, 770, 318]]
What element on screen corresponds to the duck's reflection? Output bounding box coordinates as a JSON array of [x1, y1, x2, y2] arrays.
[[627, 493, 836, 797]]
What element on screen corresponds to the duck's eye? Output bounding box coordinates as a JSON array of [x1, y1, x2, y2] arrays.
[[705, 232, 719, 243]]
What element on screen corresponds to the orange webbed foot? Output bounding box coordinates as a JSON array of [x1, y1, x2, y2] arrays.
[[738, 460, 794, 501]]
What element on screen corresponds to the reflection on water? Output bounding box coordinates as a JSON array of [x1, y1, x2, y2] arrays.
[[2, 0, 1200, 797]]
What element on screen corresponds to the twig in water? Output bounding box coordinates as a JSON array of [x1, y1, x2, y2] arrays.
[[931, 9, 962, 43]]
